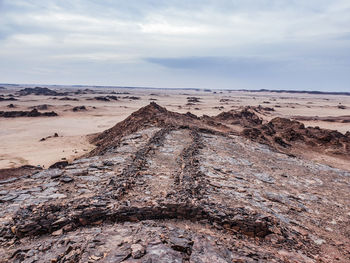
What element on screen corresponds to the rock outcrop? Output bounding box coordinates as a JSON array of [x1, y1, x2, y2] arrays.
[[0, 96, 17, 101], [0, 103, 349, 262], [17, 87, 67, 96], [0, 109, 58, 118], [72, 106, 87, 112], [89, 102, 228, 156], [213, 107, 263, 127], [243, 117, 350, 156]]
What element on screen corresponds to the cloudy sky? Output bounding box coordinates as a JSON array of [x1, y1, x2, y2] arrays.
[[0, 0, 349, 91]]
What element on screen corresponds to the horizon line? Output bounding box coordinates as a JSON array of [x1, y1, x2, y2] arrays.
[[1, 83, 349, 96]]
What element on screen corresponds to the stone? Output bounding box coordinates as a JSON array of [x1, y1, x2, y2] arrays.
[[0, 178, 17, 184], [60, 176, 74, 183], [131, 243, 146, 259], [142, 243, 182, 263], [35, 169, 63, 179], [104, 248, 131, 263], [52, 229, 63, 236], [0, 194, 18, 202], [42, 182, 60, 188], [254, 173, 275, 184], [169, 236, 193, 255], [89, 255, 101, 261], [65, 169, 88, 177], [14, 193, 32, 202], [47, 193, 67, 199], [103, 160, 114, 166]]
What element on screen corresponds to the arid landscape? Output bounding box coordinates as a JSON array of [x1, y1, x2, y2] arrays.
[[1, 0, 350, 262], [0, 85, 350, 262], [1, 85, 349, 170]]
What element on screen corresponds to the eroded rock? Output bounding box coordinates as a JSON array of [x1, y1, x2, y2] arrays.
[[0, 103, 349, 262]]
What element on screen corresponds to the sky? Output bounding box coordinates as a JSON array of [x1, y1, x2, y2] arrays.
[[0, 0, 349, 91]]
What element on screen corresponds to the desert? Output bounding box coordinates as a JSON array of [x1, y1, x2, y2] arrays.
[[1, 1, 350, 262], [1, 85, 349, 170], [0, 85, 350, 262]]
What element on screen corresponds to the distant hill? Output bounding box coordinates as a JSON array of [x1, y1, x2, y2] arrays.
[[237, 89, 350, 96]]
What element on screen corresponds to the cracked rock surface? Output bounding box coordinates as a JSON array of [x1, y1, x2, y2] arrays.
[[0, 103, 349, 262]]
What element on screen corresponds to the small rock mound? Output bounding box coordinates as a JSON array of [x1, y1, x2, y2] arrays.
[[0, 165, 41, 180], [90, 102, 350, 160], [0, 96, 17, 101], [18, 87, 66, 96], [90, 102, 226, 156], [214, 107, 263, 127], [0, 109, 58, 118], [243, 117, 350, 155], [72, 106, 87, 112], [58, 97, 79, 101], [91, 96, 118, 101], [29, 104, 51, 110]]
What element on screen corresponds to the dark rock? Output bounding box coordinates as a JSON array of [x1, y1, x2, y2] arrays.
[[0, 109, 58, 118], [0, 178, 18, 184], [103, 161, 114, 166], [0, 97, 17, 101], [94, 96, 110, 101], [60, 176, 74, 183], [18, 87, 67, 96], [30, 104, 51, 110], [59, 97, 79, 101], [214, 107, 262, 127], [131, 243, 145, 259], [72, 106, 87, 112], [0, 103, 349, 262], [122, 96, 140, 100], [169, 236, 193, 255], [187, 97, 201, 103]]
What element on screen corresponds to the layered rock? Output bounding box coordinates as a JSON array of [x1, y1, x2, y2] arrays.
[[0, 103, 349, 262], [0, 109, 58, 118], [17, 87, 67, 96], [243, 117, 350, 156]]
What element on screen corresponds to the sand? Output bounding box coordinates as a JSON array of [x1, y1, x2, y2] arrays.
[[1, 86, 349, 169]]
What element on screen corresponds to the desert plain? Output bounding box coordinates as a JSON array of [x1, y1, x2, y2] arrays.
[[1, 85, 350, 262], [1, 85, 349, 170]]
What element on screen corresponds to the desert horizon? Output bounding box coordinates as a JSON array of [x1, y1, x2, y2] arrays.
[[1, 1, 350, 262], [1, 84, 350, 262], [1, 84, 349, 171]]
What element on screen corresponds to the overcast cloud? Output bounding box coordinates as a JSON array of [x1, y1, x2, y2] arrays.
[[0, 0, 349, 91]]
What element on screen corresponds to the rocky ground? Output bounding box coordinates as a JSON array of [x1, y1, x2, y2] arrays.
[[0, 103, 349, 262], [0, 109, 58, 118]]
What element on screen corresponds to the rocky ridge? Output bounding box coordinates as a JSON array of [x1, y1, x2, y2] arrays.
[[17, 87, 68, 96], [0, 109, 58, 118], [0, 102, 349, 262]]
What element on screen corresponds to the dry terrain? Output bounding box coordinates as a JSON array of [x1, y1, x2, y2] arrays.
[[1, 85, 349, 169], [0, 86, 350, 262]]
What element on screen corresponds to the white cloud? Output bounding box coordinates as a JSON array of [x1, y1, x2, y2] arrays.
[[11, 33, 53, 45], [0, 0, 349, 91]]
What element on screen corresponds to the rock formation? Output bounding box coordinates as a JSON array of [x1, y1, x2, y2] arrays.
[[0, 103, 349, 262], [242, 116, 350, 156], [72, 106, 87, 112], [0, 109, 58, 118], [17, 87, 67, 96]]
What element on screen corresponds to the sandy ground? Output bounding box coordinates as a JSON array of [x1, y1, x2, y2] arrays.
[[1, 86, 350, 169]]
